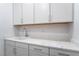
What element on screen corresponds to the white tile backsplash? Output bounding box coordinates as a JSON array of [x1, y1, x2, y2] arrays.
[[14, 23, 72, 41]]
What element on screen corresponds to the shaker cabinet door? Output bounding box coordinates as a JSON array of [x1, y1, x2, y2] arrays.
[[16, 47, 28, 56], [50, 48, 79, 56], [5, 45, 15, 56], [23, 3, 34, 24], [29, 45, 49, 56], [51, 3, 73, 23], [13, 3, 23, 25], [34, 3, 49, 23], [16, 42, 28, 56]]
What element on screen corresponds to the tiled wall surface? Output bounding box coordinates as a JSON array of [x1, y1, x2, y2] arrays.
[[0, 4, 14, 56], [14, 23, 72, 41]]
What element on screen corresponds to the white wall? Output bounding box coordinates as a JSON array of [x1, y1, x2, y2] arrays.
[[0, 3, 14, 56], [72, 3, 79, 45]]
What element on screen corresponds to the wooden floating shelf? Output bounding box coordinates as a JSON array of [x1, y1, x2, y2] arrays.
[[14, 22, 73, 26]]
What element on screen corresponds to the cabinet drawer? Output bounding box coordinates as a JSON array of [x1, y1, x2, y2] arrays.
[[5, 40, 16, 46], [29, 45, 49, 56], [16, 47, 28, 56], [16, 42, 28, 48], [50, 48, 79, 56], [5, 45, 16, 56]]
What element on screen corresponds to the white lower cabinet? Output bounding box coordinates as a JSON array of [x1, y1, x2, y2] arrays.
[[5, 40, 79, 56], [5, 45, 16, 56], [16, 47, 28, 56], [29, 45, 49, 56], [5, 40, 16, 56], [16, 42, 28, 56], [50, 48, 79, 56], [5, 40, 28, 56]]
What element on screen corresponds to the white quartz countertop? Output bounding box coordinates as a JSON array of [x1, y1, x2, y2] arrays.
[[5, 37, 79, 52]]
